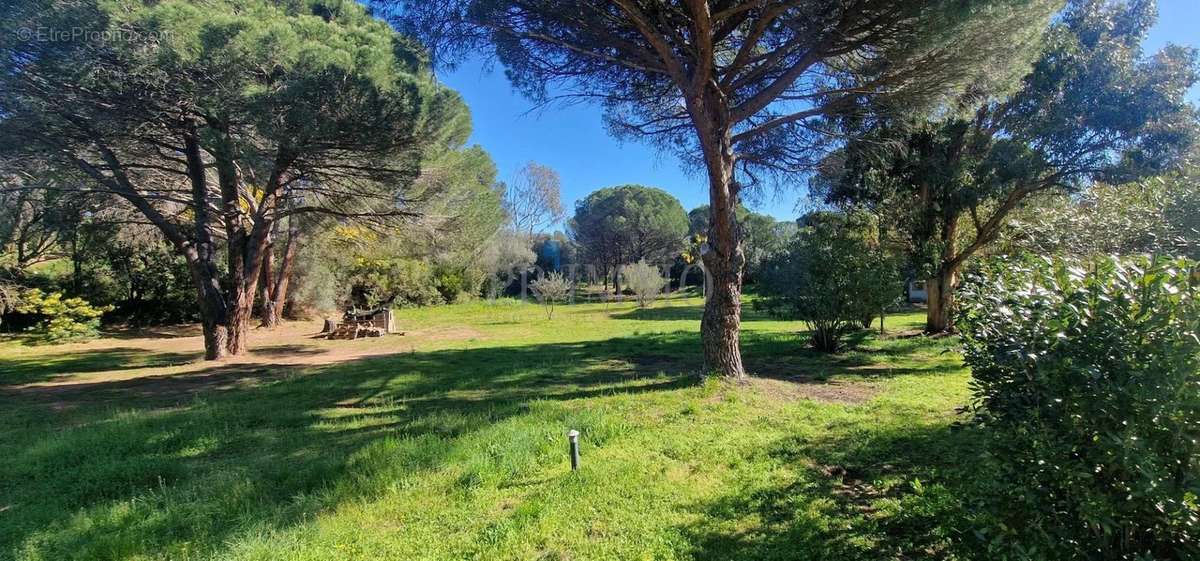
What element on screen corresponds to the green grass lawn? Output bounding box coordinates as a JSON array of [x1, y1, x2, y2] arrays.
[[0, 297, 983, 561]]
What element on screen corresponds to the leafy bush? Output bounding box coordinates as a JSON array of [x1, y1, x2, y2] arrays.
[[757, 211, 900, 352], [622, 260, 666, 307], [432, 265, 477, 303], [346, 258, 442, 309], [15, 288, 112, 342], [957, 255, 1200, 560], [529, 272, 571, 319]]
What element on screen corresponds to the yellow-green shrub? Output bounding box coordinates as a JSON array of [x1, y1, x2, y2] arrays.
[[15, 289, 112, 342]]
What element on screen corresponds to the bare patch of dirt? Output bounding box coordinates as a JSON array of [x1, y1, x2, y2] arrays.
[[820, 464, 887, 514], [4, 320, 414, 391], [1, 317, 500, 410], [749, 377, 879, 405]]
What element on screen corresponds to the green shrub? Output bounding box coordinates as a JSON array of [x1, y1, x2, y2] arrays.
[[757, 211, 900, 352], [432, 265, 485, 303], [346, 258, 442, 309], [15, 288, 112, 342], [956, 255, 1200, 560]]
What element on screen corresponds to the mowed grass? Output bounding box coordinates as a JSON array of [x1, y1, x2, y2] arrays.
[[0, 297, 980, 561]]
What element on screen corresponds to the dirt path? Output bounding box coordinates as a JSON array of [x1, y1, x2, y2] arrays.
[[0, 320, 482, 392]]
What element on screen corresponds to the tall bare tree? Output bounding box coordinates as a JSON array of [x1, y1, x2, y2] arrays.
[[384, 0, 1060, 379], [504, 161, 565, 235]]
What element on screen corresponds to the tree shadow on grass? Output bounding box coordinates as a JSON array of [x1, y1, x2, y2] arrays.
[[0, 332, 716, 559], [679, 422, 985, 560], [0, 347, 203, 386], [610, 303, 777, 322], [249, 344, 330, 358], [0, 326, 965, 560], [738, 330, 963, 383]]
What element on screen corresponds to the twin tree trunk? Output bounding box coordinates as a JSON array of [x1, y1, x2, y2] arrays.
[[190, 137, 291, 359], [215, 151, 261, 358], [188, 218, 294, 360], [225, 207, 281, 355], [259, 221, 299, 329]]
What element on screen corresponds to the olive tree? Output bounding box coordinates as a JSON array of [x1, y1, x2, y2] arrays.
[[623, 260, 668, 308], [530, 272, 571, 319], [504, 162, 564, 236]]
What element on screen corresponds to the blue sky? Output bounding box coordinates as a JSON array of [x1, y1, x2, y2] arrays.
[[438, 1, 1200, 227]]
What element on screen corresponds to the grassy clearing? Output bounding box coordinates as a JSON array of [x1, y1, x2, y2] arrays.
[[0, 297, 980, 560]]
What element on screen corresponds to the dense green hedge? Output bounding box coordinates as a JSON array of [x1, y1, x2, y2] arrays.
[[957, 255, 1199, 560]]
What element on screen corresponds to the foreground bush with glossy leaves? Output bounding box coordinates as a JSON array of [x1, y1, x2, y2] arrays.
[[957, 255, 1200, 560]]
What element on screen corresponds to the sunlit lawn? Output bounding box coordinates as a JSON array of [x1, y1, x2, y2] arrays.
[[0, 297, 980, 560]]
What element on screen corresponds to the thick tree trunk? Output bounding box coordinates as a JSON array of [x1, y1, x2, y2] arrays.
[[926, 265, 959, 333], [926, 216, 961, 334], [221, 216, 256, 355], [177, 238, 229, 361], [226, 225, 273, 352], [226, 302, 250, 353], [701, 245, 745, 379], [213, 137, 250, 355], [188, 258, 229, 360], [181, 124, 229, 360], [214, 143, 276, 355], [213, 137, 287, 354], [697, 124, 746, 381]]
